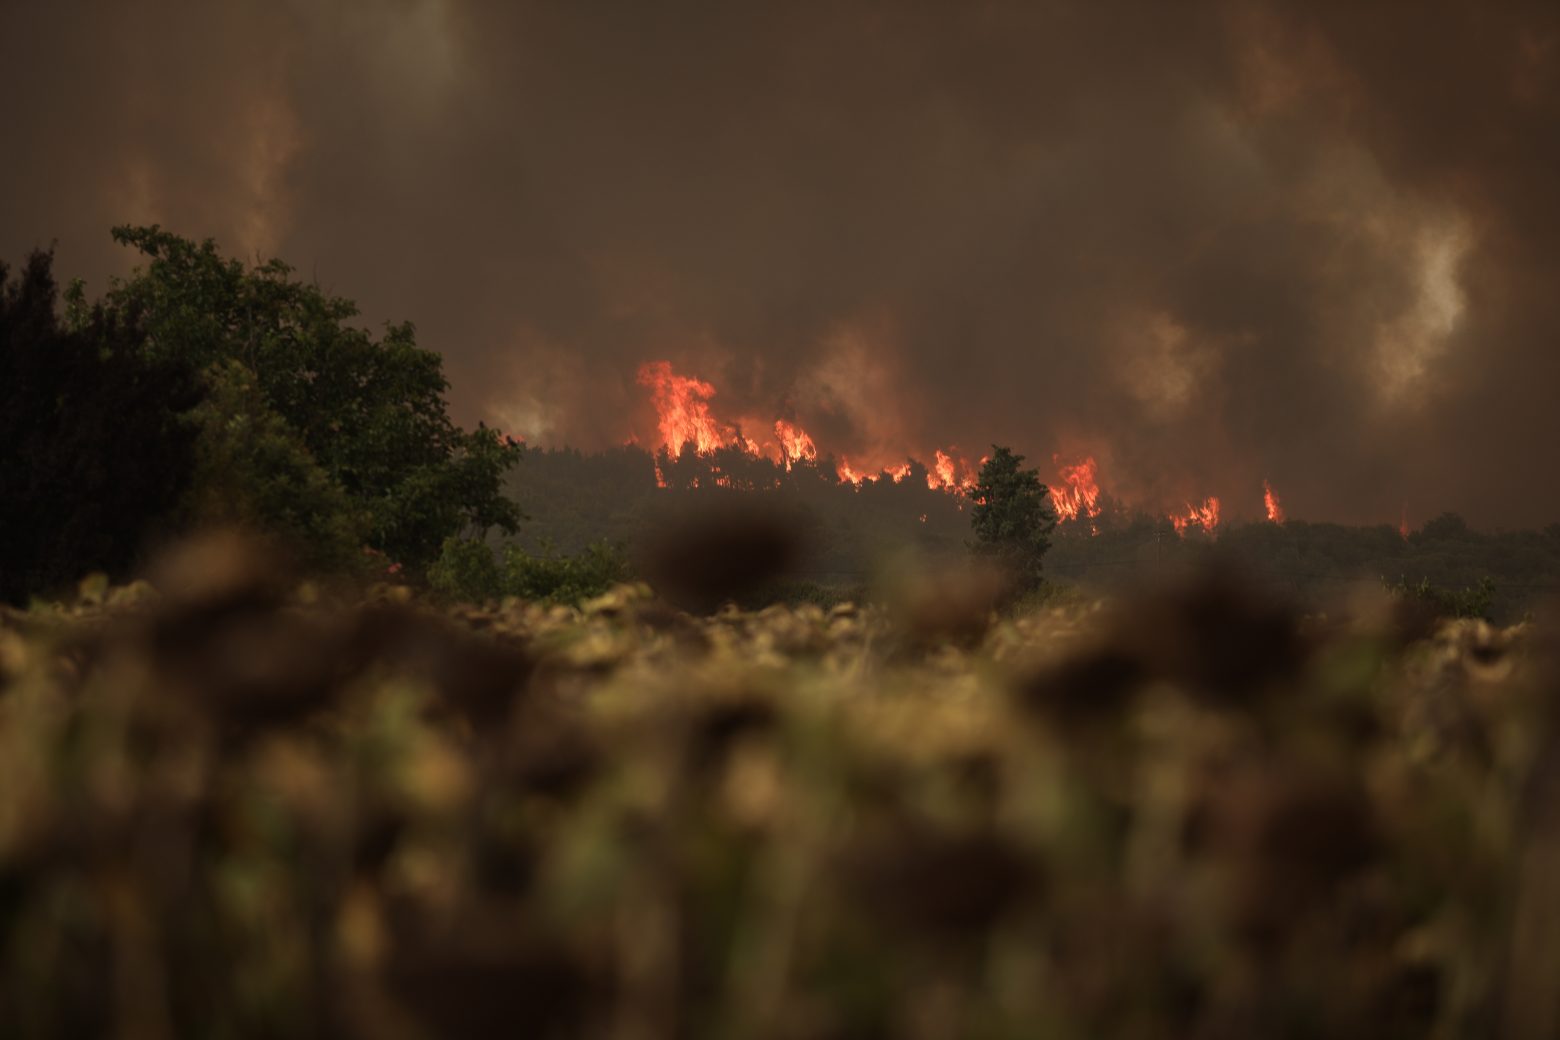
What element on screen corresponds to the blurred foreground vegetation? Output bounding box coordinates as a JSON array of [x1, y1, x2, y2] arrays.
[[3, 533, 1559, 1039]]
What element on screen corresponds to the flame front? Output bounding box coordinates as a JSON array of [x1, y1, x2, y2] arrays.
[[836, 448, 974, 491], [1263, 480, 1285, 524], [1171, 497, 1221, 535], [1049, 456, 1102, 522], [633, 361, 1284, 519]]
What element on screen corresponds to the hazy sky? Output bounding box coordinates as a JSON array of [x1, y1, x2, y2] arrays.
[[3, 1, 1557, 525]]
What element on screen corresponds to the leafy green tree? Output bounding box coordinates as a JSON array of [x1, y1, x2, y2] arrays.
[[427, 536, 505, 602], [0, 250, 200, 604], [100, 226, 522, 568], [969, 445, 1056, 591], [184, 361, 367, 571]]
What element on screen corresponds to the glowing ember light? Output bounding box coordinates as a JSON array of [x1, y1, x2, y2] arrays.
[[1170, 496, 1221, 535], [1263, 480, 1285, 524], [773, 419, 818, 468], [1049, 455, 1102, 523], [1399, 505, 1410, 538], [636, 360, 737, 457]]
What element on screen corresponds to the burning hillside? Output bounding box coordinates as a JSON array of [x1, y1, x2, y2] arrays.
[[632, 360, 1292, 535]]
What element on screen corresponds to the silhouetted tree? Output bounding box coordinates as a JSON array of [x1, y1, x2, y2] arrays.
[[0, 250, 200, 604], [969, 446, 1056, 591]]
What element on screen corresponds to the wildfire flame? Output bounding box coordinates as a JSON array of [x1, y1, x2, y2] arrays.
[[836, 459, 876, 486], [638, 361, 996, 494], [633, 362, 1284, 524], [1171, 497, 1221, 535], [636, 360, 736, 457], [930, 450, 957, 490], [1049, 456, 1102, 523], [922, 449, 978, 492], [773, 419, 817, 468], [1263, 480, 1285, 524]]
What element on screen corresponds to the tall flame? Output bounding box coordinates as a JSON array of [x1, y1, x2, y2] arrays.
[[923, 449, 977, 492], [931, 450, 956, 490], [637, 360, 736, 457], [1263, 480, 1285, 524], [1049, 456, 1102, 522], [773, 419, 817, 468], [1171, 497, 1221, 535]]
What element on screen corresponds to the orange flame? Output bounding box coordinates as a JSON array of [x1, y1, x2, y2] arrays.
[[636, 361, 997, 494], [1399, 505, 1410, 538], [773, 419, 817, 469], [930, 450, 956, 490], [923, 449, 977, 492], [1171, 496, 1221, 535], [1049, 456, 1102, 522], [1263, 480, 1285, 524], [636, 360, 737, 457], [837, 458, 880, 486]]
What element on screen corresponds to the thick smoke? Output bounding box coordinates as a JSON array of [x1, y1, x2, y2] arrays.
[[3, 0, 1557, 524]]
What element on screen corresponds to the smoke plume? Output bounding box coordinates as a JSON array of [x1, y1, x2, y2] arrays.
[[3, 0, 1557, 524]]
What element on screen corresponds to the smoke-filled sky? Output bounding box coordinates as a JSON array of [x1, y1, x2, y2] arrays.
[[4, 1, 1558, 525]]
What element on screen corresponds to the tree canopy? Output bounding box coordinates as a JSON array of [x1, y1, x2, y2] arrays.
[[99, 226, 523, 570], [969, 445, 1056, 591], [2, 230, 524, 602]]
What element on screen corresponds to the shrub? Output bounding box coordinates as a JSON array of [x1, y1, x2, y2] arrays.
[[1384, 574, 1496, 620], [500, 541, 632, 604], [430, 537, 631, 605]]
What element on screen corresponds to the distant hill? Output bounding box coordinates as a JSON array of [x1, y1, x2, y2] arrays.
[[505, 447, 1560, 621]]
